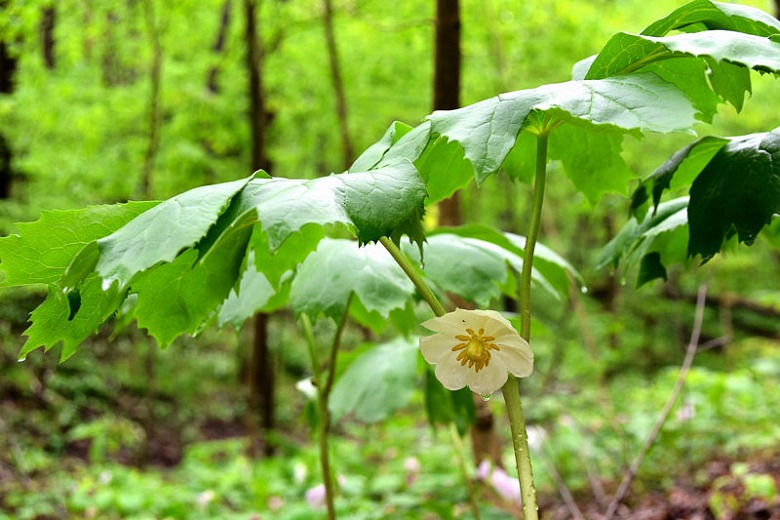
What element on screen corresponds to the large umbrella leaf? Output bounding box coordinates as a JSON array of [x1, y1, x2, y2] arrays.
[[378, 72, 696, 203], [0, 202, 158, 287]]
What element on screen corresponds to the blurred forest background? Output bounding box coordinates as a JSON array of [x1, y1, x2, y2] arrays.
[[1, 0, 780, 518]]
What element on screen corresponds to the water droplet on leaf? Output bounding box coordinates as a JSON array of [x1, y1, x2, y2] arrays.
[[580, 286, 588, 294], [17, 357, 26, 363]]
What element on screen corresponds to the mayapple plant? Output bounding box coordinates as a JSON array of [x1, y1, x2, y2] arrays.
[[1, 1, 780, 518]]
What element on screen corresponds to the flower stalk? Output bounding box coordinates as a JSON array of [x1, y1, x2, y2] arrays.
[[379, 237, 446, 317], [501, 128, 550, 520], [383, 124, 551, 518]]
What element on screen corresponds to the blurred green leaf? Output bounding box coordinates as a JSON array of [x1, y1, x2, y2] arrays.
[[330, 337, 419, 423], [424, 369, 475, 435], [289, 239, 415, 325]]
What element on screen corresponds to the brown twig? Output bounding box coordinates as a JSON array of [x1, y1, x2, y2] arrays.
[[538, 447, 585, 520], [603, 284, 709, 519]]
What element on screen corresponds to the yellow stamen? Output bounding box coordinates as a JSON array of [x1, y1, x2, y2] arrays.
[[451, 327, 499, 372]]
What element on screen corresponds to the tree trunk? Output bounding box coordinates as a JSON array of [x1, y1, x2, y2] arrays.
[[433, 0, 501, 468], [0, 27, 18, 199], [322, 0, 354, 170], [101, 11, 122, 86], [434, 0, 462, 227], [244, 0, 275, 457], [40, 6, 56, 69], [207, 0, 232, 93], [140, 0, 163, 198], [136, 0, 164, 466]]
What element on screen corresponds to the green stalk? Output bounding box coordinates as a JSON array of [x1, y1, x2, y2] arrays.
[[379, 237, 446, 318], [381, 237, 483, 515], [301, 303, 351, 520], [501, 129, 549, 520]]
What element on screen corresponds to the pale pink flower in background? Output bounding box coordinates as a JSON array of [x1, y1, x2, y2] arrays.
[[267, 496, 285, 511], [305, 484, 326, 509], [477, 461, 522, 506], [305, 476, 345, 509], [404, 456, 421, 485], [419, 309, 533, 395]]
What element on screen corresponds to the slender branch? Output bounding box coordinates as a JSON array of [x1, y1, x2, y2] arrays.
[[449, 423, 481, 520], [379, 237, 446, 317], [538, 447, 585, 520], [604, 285, 708, 520], [301, 302, 351, 520]]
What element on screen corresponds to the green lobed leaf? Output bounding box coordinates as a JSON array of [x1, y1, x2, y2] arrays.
[[586, 31, 780, 81], [708, 58, 752, 112], [288, 239, 415, 323], [598, 197, 690, 271], [329, 337, 419, 423], [217, 253, 289, 330], [641, 0, 780, 38], [649, 58, 723, 122], [630, 135, 729, 218], [19, 275, 125, 362], [413, 135, 473, 205], [688, 128, 780, 260], [380, 72, 696, 203], [402, 230, 566, 306], [349, 121, 413, 173], [128, 223, 251, 347], [549, 125, 632, 202], [428, 224, 584, 299], [624, 209, 690, 287], [217, 163, 427, 253], [0, 202, 158, 287], [69, 176, 254, 291], [347, 298, 418, 336]]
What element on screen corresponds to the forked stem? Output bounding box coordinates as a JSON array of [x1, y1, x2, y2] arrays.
[[382, 126, 549, 518], [301, 301, 351, 520]]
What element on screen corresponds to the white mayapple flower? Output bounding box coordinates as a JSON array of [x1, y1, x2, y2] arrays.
[[419, 308, 533, 395]]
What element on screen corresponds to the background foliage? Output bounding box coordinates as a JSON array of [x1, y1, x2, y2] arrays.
[[1, 0, 779, 518]]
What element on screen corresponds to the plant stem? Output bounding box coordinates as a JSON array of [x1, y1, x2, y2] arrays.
[[502, 129, 549, 520], [449, 422, 481, 520], [301, 304, 351, 520], [379, 237, 446, 317], [519, 131, 548, 341]]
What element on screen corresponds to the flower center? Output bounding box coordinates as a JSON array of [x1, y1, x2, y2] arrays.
[[452, 328, 500, 372]]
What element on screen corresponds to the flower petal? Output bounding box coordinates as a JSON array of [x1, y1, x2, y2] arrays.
[[434, 355, 469, 390], [495, 339, 534, 378], [419, 333, 456, 364], [470, 309, 514, 331], [465, 356, 508, 394], [421, 308, 483, 335]]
